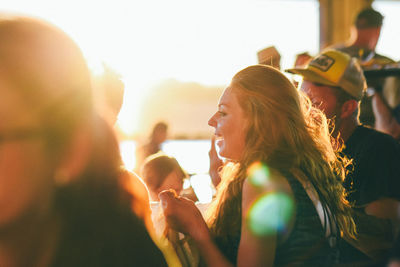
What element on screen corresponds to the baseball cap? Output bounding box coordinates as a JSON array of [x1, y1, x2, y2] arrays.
[[286, 49, 367, 100]]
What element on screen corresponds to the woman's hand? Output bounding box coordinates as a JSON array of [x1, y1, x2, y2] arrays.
[[160, 189, 234, 267], [209, 136, 223, 187], [159, 190, 211, 243]]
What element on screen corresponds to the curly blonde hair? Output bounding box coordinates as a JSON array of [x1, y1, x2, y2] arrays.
[[207, 65, 356, 247]]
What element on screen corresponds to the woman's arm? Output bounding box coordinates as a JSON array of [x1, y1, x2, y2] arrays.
[[236, 178, 277, 267], [237, 169, 295, 267]]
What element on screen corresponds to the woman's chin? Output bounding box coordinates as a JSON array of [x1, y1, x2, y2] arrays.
[[217, 141, 239, 161], [218, 147, 230, 160], [219, 149, 242, 162]]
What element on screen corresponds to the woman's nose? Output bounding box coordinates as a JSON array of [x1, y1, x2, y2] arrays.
[[208, 113, 217, 127]]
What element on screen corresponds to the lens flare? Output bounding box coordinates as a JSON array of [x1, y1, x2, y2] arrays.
[[247, 162, 271, 187], [247, 192, 294, 236]]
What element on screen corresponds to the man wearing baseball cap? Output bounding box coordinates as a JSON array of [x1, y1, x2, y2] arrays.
[[287, 50, 367, 138], [286, 49, 400, 265]]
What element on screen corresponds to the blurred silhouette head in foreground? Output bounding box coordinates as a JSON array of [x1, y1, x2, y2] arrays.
[[0, 15, 166, 266]]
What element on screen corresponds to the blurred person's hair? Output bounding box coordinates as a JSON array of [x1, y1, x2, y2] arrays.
[[141, 153, 187, 192], [355, 8, 383, 29], [0, 16, 163, 265]]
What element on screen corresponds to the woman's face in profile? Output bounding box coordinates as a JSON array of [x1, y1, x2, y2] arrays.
[[0, 74, 55, 228], [208, 85, 247, 161]]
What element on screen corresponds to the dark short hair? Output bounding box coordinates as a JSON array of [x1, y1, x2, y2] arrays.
[[355, 8, 383, 29]]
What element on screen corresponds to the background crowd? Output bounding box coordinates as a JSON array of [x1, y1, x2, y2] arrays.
[[0, 5, 399, 267]]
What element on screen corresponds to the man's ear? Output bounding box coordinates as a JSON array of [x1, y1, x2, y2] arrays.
[[54, 125, 92, 185], [340, 99, 358, 119]]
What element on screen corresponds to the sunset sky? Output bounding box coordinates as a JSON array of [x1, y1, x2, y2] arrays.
[[2, 0, 399, 136]]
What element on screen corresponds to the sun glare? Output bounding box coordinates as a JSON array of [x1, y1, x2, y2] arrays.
[[3, 0, 399, 137], [1, 0, 322, 137]]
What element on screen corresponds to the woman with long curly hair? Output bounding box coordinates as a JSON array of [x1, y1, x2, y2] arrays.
[[160, 65, 356, 267]]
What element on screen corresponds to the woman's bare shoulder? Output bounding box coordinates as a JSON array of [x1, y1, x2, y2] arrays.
[[243, 166, 293, 201]]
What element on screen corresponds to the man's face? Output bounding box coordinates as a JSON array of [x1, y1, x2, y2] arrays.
[[357, 26, 381, 51], [300, 80, 342, 120]]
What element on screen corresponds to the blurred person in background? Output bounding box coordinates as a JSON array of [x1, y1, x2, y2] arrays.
[[294, 52, 313, 69], [92, 63, 125, 125], [334, 7, 394, 66], [290, 52, 314, 88], [136, 121, 168, 171], [0, 15, 167, 266], [257, 46, 281, 70], [370, 70, 400, 141], [91, 62, 155, 236], [160, 65, 356, 267], [141, 153, 200, 267], [333, 7, 400, 137], [141, 153, 198, 203]]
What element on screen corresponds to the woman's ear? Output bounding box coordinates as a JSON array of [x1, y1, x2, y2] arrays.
[[54, 124, 92, 186], [340, 99, 358, 119]]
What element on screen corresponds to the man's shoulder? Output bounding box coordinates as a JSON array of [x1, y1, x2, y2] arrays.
[[347, 125, 400, 153], [331, 45, 394, 64], [352, 124, 393, 139], [372, 53, 395, 64], [335, 45, 359, 53], [334, 45, 369, 59]]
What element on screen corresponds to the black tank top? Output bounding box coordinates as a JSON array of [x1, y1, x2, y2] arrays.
[[213, 171, 340, 266], [274, 172, 339, 267]]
